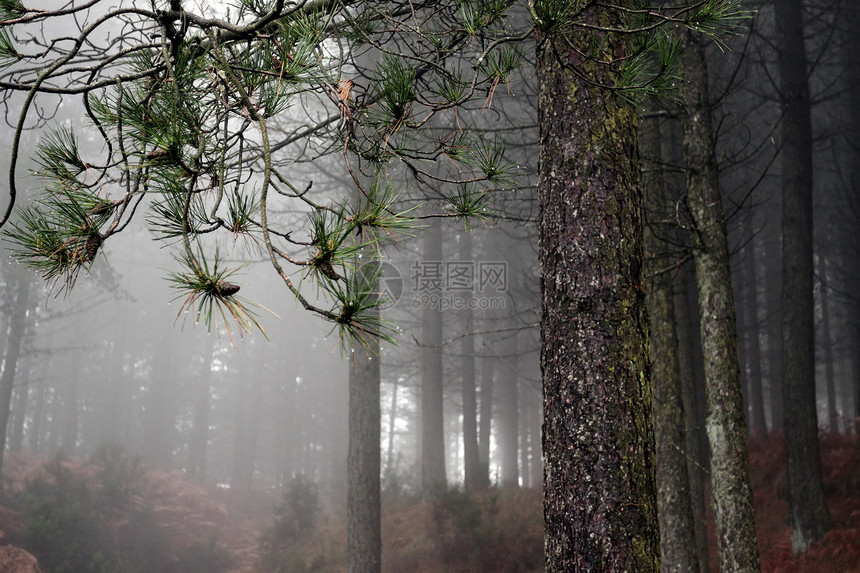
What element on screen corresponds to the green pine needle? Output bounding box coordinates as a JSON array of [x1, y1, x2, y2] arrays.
[[167, 244, 269, 342], [446, 185, 494, 227], [0, 0, 25, 21], [327, 261, 398, 349]]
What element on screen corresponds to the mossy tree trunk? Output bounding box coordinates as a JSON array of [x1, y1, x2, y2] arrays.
[[677, 28, 760, 573], [536, 3, 659, 569], [775, 0, 832, 554]]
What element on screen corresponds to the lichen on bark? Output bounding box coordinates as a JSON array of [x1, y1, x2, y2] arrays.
[[536, 3, 659, 571]]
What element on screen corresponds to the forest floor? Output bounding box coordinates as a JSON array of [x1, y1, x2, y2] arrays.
[[0, 432, 855, 572]]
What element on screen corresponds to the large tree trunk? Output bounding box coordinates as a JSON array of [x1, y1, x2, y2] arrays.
[[536, 4, 659, 569], [678, 28, 760, 573], [775, 0, 832, 554], [641, 116, 700, 573], [420, 219, 446, 495]]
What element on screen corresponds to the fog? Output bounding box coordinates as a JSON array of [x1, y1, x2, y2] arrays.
[[0, 1, 859, 572]]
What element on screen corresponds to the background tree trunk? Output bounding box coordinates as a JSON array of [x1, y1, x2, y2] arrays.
[[641, 116, 700, 573], [498, 333, 519, 488], [348, 334, 381, 573], [0, 265, 32, 479], [420, 219, 446, 495], [459, 233, 481, 492], [775, 0, 832, 554], [678, 28, 760, 573]]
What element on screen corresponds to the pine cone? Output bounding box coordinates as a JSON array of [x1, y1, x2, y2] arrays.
[[84, 233, 102, 262], [215, 281, 240, 297]]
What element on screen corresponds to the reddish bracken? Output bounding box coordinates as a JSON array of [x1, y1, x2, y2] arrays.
[[748, 432, 860, 573]]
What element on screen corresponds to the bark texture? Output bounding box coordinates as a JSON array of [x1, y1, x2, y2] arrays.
[[536, 5, 659, 570], [641, 117, 700, 573], [348, 338, 382, 573], [775, 0, 832, 554], [677, 29, 760, 573]]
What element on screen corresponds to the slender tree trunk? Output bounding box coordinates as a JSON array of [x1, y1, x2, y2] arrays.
[[188, 339, 215, 483], [8, 353, 30, 453], [385, 375, 398, 478], [846, 1, 860, 430], [348, 336, 381, 573], [818, 256, 838, 432], [743, 241, 768, 436], [498, 333, 519, 488], [62, 361, 80, 452], [675, 262, 710, 573], [478, 353, 493, 489], [28, 374, 46, 454], [775, 0, 832, 554], [143, 342, 177, 471], [420, 219, 446, 495], [536, 5, 659, 568], [641, 116, 700, 573], [460, 233, 481, 492], [0, 266, 31, 479], [231, 369, 250, 490], [277, 373, 297, 487], [764, 230, 784, 432], [678, 28, 760, 573]]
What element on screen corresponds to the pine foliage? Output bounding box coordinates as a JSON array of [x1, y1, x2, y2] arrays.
[[0, 0, 745, 345]]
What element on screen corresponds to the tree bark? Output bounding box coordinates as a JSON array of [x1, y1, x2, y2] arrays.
[[775, 0, 832, 554], [348, 337, 381, 573], [678, 28, 760, 573], [536, 4, 659, 569], [641, 116, 700, 573]]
